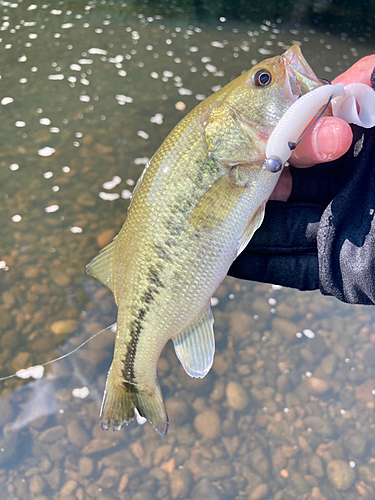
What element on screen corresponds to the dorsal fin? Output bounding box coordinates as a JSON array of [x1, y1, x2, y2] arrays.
[[86, 240, 115, 292]]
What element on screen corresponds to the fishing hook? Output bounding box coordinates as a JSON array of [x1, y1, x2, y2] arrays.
[[288, 92, 333, 151]]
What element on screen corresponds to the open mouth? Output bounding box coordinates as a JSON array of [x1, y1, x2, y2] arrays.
[[283, 45, 321, 97]]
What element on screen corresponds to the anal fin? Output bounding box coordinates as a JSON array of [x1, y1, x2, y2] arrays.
[[86, 240, 115, 292], [173, 306, 215, 378]]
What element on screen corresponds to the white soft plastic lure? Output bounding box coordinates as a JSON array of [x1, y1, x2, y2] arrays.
[[264, 82, 375, 172]]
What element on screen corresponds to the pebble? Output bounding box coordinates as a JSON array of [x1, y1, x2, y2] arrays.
[[212, 355, 229, 375], [38, 425, 66, 443], [2, 291, 16, 308], [60, 480, 78, 496], [78, 457, 94, 477], [275, 303, 295, 318], [44, 467, 60, 490], [132, 492, 153, 500], [251, 447, 270, 476], [191, 479, 220, 500], [211, 380, 225, 401], [154, 444, 172, 466], [355, 380, 375, 403], [51, 269, 71, 286], [82, 439, 115, 455], [319, 354, 336, 375], [249, 483, 268, 500], [165, 398, 188, 425], [308, 455, 325, 478], [118, 473, 129, 493], [305, 377, 330, 394], [11, 351, 31, 371], [131, 441, 144, 460], [96, 229, 116, 248], [272, 448, 287, 471], [272, 317, 299, 342], [207, 460, 233, 479], [226, 381, 249, 410], [97, 468, 119, 488], [229, 311, 253, 339], [343, 432, 366, 457], [67, 420, 90, 447], [304, 416, 333, 438], [50, 319, 78, 335], [358, 464, 375, 484], [161, 458, 175, 474], [251, 298, 270, 315], [170, 469, 191, 498], [326, 460, 356, 490], [29, 475, 45, 494], [194, 409, 221, 439]]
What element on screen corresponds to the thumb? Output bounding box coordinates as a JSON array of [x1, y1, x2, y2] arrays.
[[289, 116, 353, 168]]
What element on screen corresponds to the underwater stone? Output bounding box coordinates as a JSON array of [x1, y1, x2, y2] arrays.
[[327, 460, 355, 490]]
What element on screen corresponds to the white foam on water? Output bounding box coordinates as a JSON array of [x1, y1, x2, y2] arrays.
[[72, 387, 90, 399], [16, 365, 44, 379]]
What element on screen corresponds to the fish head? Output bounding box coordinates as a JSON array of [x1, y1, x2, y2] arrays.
[[209, 45, 322, 165], [230, 44, 322, 130]]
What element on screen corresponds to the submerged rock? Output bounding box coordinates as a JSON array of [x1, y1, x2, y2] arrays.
[[165, 398, 188, 425], [326, 460, 355, 490], [194, 409, 221, 439], [249, 483, 268, 500], [170, 469, 191, 498], [226, 381, 249, 410], [50, 320, 78, 335]]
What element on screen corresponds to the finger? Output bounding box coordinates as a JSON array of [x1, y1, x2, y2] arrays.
[[269, 168, 292, 201], [332, 55, 375, 87], [289, 116, 353, 168]]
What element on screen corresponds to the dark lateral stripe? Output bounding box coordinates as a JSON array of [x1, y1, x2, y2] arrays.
[[122, 265, 163, 385], [123, 381, 138, 393]]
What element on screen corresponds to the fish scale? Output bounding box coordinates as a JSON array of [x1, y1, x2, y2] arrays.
[[87, 45, 322, 436]]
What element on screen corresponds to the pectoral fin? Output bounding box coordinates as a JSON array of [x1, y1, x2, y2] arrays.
[[189, 170, 246, 229], [173, 306, 215, 378], [237, 202, 266, 255], [86, 240, 115, 292]]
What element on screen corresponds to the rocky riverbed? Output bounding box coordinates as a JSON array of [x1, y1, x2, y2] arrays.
[[2, 272, 375, 500]]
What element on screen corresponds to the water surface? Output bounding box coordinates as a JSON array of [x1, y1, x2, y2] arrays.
[[1, 1, 375, 499]]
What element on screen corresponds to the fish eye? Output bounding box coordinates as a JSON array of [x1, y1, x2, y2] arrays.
[[253, 69, 272, 87]]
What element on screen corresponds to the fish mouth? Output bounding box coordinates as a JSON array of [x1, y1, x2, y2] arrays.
[[283, 45, 321, 98]]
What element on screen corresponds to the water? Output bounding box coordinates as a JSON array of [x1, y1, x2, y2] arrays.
[[1, 1, 375, 499]]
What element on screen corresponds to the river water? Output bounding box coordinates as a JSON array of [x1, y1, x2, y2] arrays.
[[1, 1, 375, 499]]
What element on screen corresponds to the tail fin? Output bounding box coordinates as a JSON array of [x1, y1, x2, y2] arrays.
[[100, 365, 169, 437]]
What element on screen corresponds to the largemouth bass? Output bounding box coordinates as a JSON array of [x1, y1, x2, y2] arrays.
[[87, 45, 321, 436]]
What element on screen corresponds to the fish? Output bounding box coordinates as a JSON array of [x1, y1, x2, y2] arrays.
[[87, 45, 321, 436]]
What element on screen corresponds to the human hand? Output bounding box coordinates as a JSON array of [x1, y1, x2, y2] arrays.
[[270, 55, 375, 201]]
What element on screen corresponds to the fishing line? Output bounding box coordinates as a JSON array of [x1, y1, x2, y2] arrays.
[[0, 323, 116, 382], [288, 94, 333, 151]]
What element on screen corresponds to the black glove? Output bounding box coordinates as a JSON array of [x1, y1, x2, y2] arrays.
[[229, 125, 375, 305]]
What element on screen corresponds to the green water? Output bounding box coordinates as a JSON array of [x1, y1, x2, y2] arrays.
[[1, 1, 375, 499]]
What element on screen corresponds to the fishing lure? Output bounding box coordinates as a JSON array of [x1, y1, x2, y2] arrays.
[[264, 82, 375, 173]]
